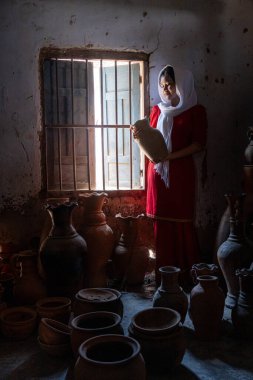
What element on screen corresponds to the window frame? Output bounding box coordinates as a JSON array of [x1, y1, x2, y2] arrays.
[[39, 47, 150, 198]]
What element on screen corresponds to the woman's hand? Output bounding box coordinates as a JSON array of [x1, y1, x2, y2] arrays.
[[130, 125, 140, 139]]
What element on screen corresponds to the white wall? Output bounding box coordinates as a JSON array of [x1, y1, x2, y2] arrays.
[[0, 0, 253, 250]]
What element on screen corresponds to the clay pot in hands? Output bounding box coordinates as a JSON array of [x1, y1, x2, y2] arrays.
[[189, 275, 225, 340], [78, 192, 114, 288], [74, 334, 146, 380]]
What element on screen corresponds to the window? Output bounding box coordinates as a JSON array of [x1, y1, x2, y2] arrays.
[[40, 48, 149, 194]]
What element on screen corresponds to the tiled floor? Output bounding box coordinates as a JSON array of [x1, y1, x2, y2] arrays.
[[1, 285, 253, 380]]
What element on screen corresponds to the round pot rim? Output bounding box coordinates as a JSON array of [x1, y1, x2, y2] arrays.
[[36, 297, 71, 310], [40, 317, 71, 335], [131, 307, 181, 335], [77, 288, 120, 303], [196, 275, 219, 282], [71, 311, 121, 331], [159, 266, 181, 274], [78, 334, 141, 365], [0, 306, 37, 324]]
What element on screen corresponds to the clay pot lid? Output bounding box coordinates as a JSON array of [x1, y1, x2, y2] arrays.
[[77, 288, 117, 303], [132, 307, 181, 335]]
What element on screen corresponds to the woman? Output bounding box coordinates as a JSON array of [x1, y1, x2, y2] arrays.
[[132, 65, 207, 286]]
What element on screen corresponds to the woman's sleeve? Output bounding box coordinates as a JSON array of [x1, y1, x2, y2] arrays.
[[192, 105, 208, 146], [149, 105, 160, 128]]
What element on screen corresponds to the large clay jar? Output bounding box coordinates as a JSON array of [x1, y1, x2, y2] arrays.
[[74, 334, 146, 380], [128, 307, 185, 373], [112, 214, 149, 286], [11, 250, 46, 306], [231, 268, 253, 338], [78, 192, 114, 288], [70, 311, 124, 357], [189, 275, 225, 340], [152, 266, 188, 323], [73, 288, 123, 318], [217, 194, 252, 308], [39, 201, 87, 299]]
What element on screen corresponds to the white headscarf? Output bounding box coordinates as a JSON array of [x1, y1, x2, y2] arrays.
[[155, 65, 197, 187]]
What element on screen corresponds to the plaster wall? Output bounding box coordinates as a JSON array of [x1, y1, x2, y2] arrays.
[[0, 0, 253, 256]]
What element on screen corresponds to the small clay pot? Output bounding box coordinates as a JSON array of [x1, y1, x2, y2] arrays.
[[36, 296, 71, 323], [74, 334, 146, 380], [0, 306, 37, 340], [70, 311, 124, 357], [73, 288, 123, 318], [38, 336, 71, 357], [39, 317, 71, 345]]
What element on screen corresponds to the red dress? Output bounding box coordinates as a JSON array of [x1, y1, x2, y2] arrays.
[[146, 104, 207, 279]]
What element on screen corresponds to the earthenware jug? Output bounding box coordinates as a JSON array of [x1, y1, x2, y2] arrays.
[[112, 213, 149, 286], [231, 267, 253, 338], [39, 201, 87, 298], [217, 194, 251, 308], [152, 266, 188, 323], [74, 334, 146, 380], [189, 275, 225, 340], [78, 192, 114, 287]]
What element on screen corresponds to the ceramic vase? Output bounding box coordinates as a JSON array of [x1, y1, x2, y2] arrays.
[[11, 250, 46, 306], [39, 201, 87, 299], [78, 192, 114, 288], [191, 263, 220, 285], [152, 266, 188, 323], [217, 194, 251, 308], [74, 334, 146, 380], [112, 213, 149, 287], [189, 275, 225, 340], [231, 267, 253, 338]]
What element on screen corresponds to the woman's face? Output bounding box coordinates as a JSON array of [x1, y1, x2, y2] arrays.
[[159, 74, 177, 102]]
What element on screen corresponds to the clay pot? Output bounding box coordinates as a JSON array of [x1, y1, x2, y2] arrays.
[[70, 311, 124, 357], [39, 201, 87, 299], [36, 296, 71, 324], [217, 194, 252, 308], [189, 275, 225, 340], [11, 250, 46, 306], [38, 317, 71, 345], [112, 214, 149, 286], [128, 307, 185, 373], [191, 263, 220, 285], [152, 266, 188, 323], [231, 268, 253, 338], [0, 306, 37, 340], [78, 192, 114, 288], [74, 334, 146, 380], [38, 336, 71, 357], [0, 272, 15, 305], [73, 288, 123, 318]]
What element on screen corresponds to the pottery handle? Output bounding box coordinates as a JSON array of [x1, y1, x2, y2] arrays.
[[190, 268, 198, 285]]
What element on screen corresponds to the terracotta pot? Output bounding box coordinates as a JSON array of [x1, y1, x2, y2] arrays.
[[191, 263, 220, 285], [0, 306, 37, 340], [36, 296, 71, 324], [128, 307, 185, 373], [38, 317, 71, 345], [78, 192, 114, 288], [0, 272, 15, 305], [73, 288, 123, 318], [231, 268, 253, 338], [38, 336, 72, 357], [71, 311, 124, 357], [39, 201, 88, 298], [152, 266, 188, 323], [74, 334, 146, 380], [112, 214, 149, 287], [217, 194, 251, 308], [189, 275, 225, 340], [11, 250, 46, 306]]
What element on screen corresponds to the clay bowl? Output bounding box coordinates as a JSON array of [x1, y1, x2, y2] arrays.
[[73, 288, 123, 318], [37, 336, 71, 357], [0, 306, 37, 340], [39, 317, 72, 345], [131, 307, 181, 336], [36, 297, 71, 323]]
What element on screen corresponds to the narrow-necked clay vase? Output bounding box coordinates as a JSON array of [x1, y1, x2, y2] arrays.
[[70, 311, 124, 357], [189, 275, 225, 340], [191, 263, 220, 285], [152, 266, 188, 323], [74, 334, 146, 380]]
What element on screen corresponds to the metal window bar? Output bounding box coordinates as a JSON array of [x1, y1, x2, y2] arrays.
[[100, 60, 105, 191], [55, 59, 63, 190], [129, 61, 133, 190], [85, 59, 91, 190], [70, 59, 77, 190], [114, 61, 119, 190]]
